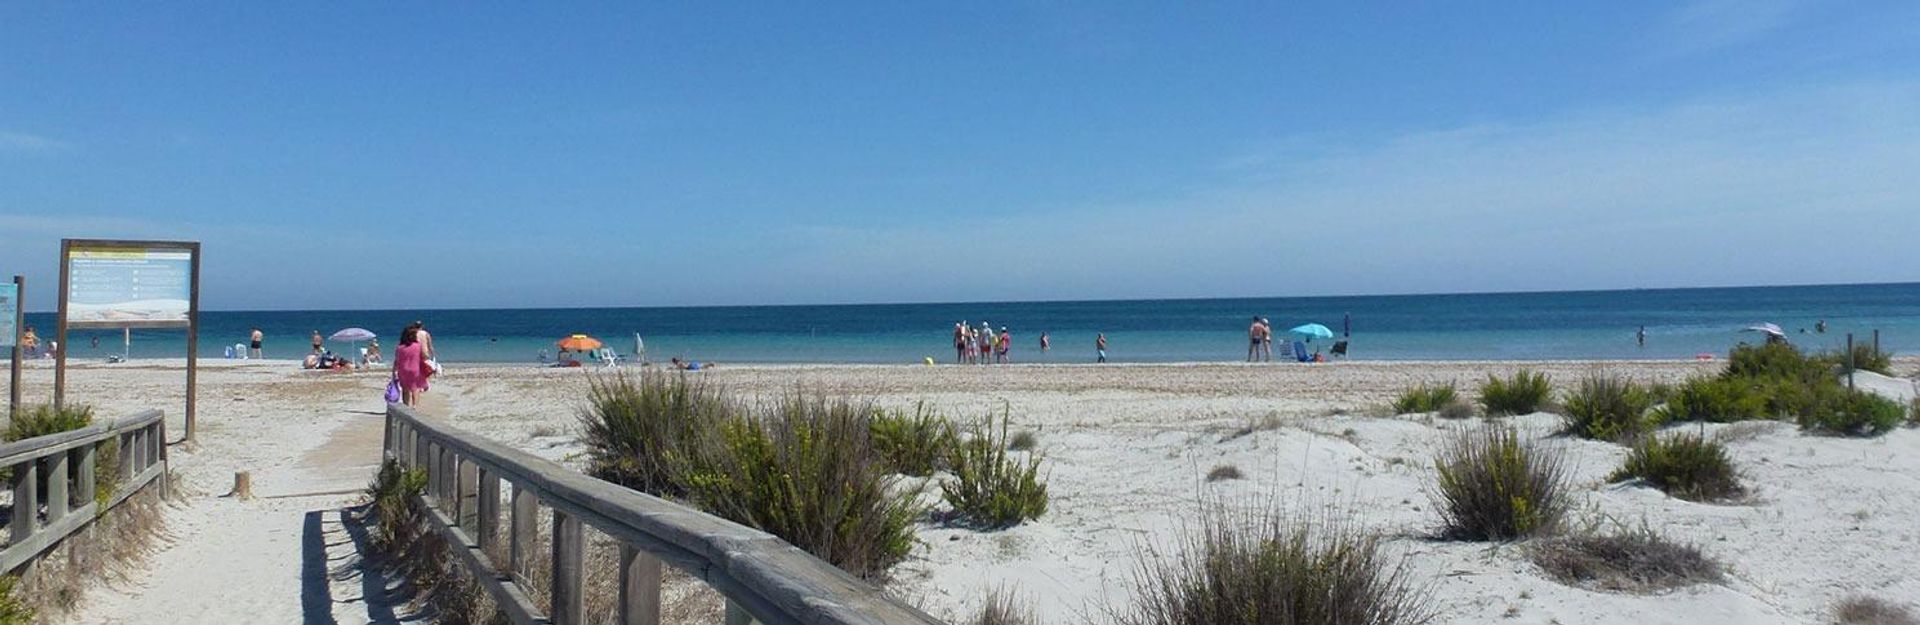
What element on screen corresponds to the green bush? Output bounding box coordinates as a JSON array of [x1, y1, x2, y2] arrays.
[[364, 460, 429, 555], [1726, 342, 1830, 384], [1114, 507, 1432, 625], [1663, 377, 1769, 423], [580, 373, 924, 580], [1815, 344, 1894, 376], [1393, 383, 1459, 414], [1432, 426, 1568, 541], [579, 372, 731, 497], [677, 392, 921, 579], [0, 576, 31, 625], [1799, 391, 1906, 437], [868, 403, 956, 477], [1609, 433, 1744, 502], [943, 415, 1048, 529], [1562, 374, 1654, 441], [4, 403, 95, 442], [1478, 370, 1552, 416]]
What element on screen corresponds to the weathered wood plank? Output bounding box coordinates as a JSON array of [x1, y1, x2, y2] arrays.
[[45, 453, 68, 523], [416, 494, 549, 625], [618, 543, 662, 625], [510, 483, 538, 577], [11, 460, 37, 544], [551, 510, 585, 625], [478, 470, 502, 556]]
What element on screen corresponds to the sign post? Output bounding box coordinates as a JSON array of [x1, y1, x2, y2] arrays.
[[3, 276, 19, 419], [54, 240, 201, 442]]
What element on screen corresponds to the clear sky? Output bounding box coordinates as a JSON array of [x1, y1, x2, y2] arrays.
[[3, 2, 1918, 311]]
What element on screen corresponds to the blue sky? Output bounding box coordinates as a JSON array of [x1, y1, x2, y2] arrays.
[[3, 2, 1918, 310]]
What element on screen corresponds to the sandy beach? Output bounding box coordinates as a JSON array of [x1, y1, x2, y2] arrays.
[[20, 357, 1920, 624]]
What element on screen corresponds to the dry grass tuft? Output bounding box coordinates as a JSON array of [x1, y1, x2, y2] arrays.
[[1007, 430, 1039, 452], [1205, 465, 1243, 482], [11, 485, 169, 622], [971, 586, 1040, 625], [1430, 426, 1569, 541], [1529, 526, 1723, 593], [1113, 504, 1432, 625], [1834, 595, 1919, 625]]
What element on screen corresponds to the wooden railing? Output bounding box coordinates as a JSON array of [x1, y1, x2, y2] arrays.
[[0, 409, 168, 573], [383, 403, 944, 625]]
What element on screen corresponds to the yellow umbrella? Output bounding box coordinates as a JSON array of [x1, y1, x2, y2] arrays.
[[556, 334, 603, 352]]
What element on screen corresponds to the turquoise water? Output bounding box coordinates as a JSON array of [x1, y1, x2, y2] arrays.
[[20, 282, 1920, 364]]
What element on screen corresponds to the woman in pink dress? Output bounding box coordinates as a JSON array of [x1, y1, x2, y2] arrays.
[[393, 327, 429, 406]]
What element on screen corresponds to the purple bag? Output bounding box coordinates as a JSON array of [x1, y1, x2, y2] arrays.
[[385, 378, 402, 404]]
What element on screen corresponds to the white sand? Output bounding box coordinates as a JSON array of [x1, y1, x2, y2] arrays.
[[22, 357, 1920, 623]]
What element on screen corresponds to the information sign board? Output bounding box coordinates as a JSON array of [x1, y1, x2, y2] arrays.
[[63, 244, 193, 328], [0, 281, 14, 348]]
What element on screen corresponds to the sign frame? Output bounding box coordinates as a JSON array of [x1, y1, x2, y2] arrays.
[[55, 239, 201, 442]]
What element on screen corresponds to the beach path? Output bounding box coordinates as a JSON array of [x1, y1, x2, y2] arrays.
[[54, 363, 437, 624]]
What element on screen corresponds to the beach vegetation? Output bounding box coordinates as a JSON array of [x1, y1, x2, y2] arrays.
[[971, 586, 1040, 625], [365, 460, 430, 555], [579, 372, 729, 497], [1113, 504, 1432, 625], [579, 372, 922, 579], [1206, 465, 1243, 482], [1661, 377, 1768, 423], [1008, 429, 1039, 452], [1477, 370, 1552, 416], [1833, 595, 1919, 625], [1431, 426, 1569, 541], [1436, 400, 1476, 420], [943, 415, 1049, 529], [1561, 374, 1655, 441], [869, 403, 958, 476], [1609, 433, 1744, 502], [0, 576, 32, 625], [1392, 383, 1459, 414], [1529, 525, 1723, 593], [1799, 390, 1906, 437], [0, 403, 118, 509], [676, 392, 921, 580], [1726, 342, 1832, 384], [1816, 343, 1894, 376]]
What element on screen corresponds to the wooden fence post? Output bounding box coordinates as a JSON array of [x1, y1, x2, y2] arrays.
[[510, 484, 537, 577], [45, 454, 68, 523], [619, 543, 663, 625], [551, 510, 585, 625], [11, 461, 37, 543], [478, 470, 501, 556], [75, 444, 97, 506]]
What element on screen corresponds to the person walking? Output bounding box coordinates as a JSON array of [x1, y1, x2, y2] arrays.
[[249, 327, 264, 359], [1096, 332, 1108, 363], [393, 326, 430, 406]]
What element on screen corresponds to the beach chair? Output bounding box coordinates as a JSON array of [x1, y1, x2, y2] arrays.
[[1292, 341, 1312, 362], [1331, 340, 1349, 358], [598, 347, 623, 367]]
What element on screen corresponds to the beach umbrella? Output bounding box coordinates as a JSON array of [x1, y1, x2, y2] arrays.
[[1290, 323, 1335, 340], [1741, 323, 1785, 337], [329, 328, 376, 343], [557, 334, 603, 352]]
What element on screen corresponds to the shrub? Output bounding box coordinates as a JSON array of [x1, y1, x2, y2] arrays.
[[1114, 506, 1432, 625], [1800, 390, 1906, 437], [1726, 342, 1829, 384], [1008, 430, 1038, 452], [1834, 595, 1919, 625], [1437, 400, 1476, 420], [579, 372, 732, 496], [943, 415, 1048, 529], [1431, 426, 1568, 541], [1562, 374, 1654, 441], [1663, 377, 1769, 423], [0, 576, 32, 625], [364, 460, 429, 555], [1392, 383, 1458, 414], [1529, 525, 1723, 593], [1817, 344, 1894, 376], [1609, 433, 1744, 502], [4, 403, 94, 442], [1478, 371, 1552, 416], [869, 403, 957, 476], [678, 392, 921, 580], [972, 586, 1039, 625], [1206, 465, 1243, 482]]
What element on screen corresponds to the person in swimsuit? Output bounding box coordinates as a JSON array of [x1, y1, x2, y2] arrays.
[[954, 322, 968, 363], [250, 327, 264, 359], [310, 330, 323, 354], [1260, 317, 1274, 362], [1247, 316, 1264, 362], [1040, 332, 1050, 353], [20, 326, 37, 357], [997, 328, 1011, 364], [1096, 333, 1108, 363]]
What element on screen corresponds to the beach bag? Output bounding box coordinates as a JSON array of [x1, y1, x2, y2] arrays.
[[426, 358, 442, 376], [385, 378, 402, 404]]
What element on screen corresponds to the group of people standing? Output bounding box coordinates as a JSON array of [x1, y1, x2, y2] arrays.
[[953, 321, 1015, 364], [1247, 316, 1276, 362]]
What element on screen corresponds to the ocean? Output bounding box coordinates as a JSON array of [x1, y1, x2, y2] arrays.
[[18, 282, 1920, 365]]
